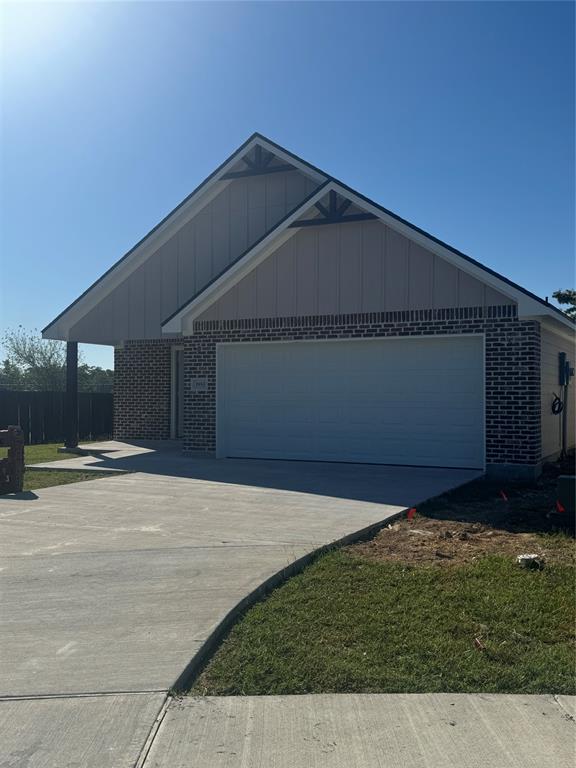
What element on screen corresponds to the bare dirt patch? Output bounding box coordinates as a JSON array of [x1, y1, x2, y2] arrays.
[[348, 515, 573, 567], [348, 454, 575, 567]]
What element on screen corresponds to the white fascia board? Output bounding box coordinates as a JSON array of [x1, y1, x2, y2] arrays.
[[43, 136, 325, 339], [336, 186, 574, 330], [162, 183, 336, 332]]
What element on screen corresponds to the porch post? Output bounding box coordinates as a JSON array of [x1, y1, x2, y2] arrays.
[[64, 341, 79, 450]]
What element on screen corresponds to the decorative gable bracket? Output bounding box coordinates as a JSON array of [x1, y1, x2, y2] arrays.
[[289, 190, 377, 228], [221, 145, 295, 179]]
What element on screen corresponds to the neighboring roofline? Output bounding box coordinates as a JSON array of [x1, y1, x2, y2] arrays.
[[42, 133, 326, 337], [162, 181, 332, 331]]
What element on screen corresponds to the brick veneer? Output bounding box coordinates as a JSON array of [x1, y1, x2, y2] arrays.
[[114, 339, 173, 440], [183, 305, 542, 471]]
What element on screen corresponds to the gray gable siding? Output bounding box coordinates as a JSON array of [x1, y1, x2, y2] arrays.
[[68, 170, 318, 344], [196, 220, 514, 324]]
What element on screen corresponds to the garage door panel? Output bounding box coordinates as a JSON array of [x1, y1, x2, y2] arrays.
[[217, 337, 484, 468]]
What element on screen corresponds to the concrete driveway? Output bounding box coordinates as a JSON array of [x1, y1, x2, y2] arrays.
[[0, 442, 478, 765]]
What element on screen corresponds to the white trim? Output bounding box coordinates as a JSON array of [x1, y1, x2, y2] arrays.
[[215, 334, 486, 470], [43, 136, 326, 339], [168, 179, 573, 332], [162, 183, 338, 333]]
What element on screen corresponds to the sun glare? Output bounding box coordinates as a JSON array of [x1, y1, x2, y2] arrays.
[[1, 1, 91, 63]]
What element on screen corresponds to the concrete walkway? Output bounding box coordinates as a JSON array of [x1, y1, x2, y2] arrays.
[[144, 693, 576, 768], [1, 442, 479, 765]]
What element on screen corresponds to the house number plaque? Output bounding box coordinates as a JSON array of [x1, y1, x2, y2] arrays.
[[190, 377, 209, 393]]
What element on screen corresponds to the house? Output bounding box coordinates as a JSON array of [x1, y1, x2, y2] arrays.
[[43, 133, 575, 479]]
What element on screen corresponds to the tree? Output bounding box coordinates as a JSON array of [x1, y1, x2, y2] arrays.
[[0, 327, 113, 392], [1, 327, 66, 390], [552, 289, 576, 318], [78, 364, 114, 392], [0, 359, 25, 390]]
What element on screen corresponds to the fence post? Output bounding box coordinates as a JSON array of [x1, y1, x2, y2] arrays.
[[64, 342, 79, 450]]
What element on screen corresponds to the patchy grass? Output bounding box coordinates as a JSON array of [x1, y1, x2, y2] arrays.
[[0, 442, 85, 464], [25, 443, 84, 465], [192, 462, 575, 697], [22, 469, 113, 492]]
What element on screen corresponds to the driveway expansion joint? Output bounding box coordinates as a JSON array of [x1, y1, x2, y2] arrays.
[[0, 689, 169, 702]]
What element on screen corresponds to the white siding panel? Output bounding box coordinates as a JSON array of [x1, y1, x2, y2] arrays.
[[256, 254, 277, 318], [384, 226, 410, 310], [200, 219, 517, 323], [295, 230, 318, 316], [194, 207, 213, 290], [69, 163, 517, 344], [339, 223, 363, 313], [236, 270, 258, 318], [144, 253, 163, 337], [276, 239, 296, 317], [211, 191, 230, 276], [408, 242, 433, 309], [361, 223, 383, 312], [129, 267, 146, 339], [67, 168, 317, 343], [458, 272, 485, 307], [178, 218, 197, 307], [433, 255, 460, 308], [317, 227, 339, 315]]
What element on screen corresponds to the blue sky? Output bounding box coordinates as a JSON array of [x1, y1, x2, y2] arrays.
[[1, 1, 574, 368]]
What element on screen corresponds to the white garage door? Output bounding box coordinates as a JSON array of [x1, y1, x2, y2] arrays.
[[217, 337, 484, 469]]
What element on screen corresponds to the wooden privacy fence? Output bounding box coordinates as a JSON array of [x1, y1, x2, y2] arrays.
[[0, 390, 113, 445]]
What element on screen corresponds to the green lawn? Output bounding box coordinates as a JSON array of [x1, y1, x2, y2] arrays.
[[0, 442, 114, 493], [0, 442, 84, 465], [192, 458, 575, 696], [25, 443, 84, 465], [192, 548, 575, 696], [22, 469, 113, 492]]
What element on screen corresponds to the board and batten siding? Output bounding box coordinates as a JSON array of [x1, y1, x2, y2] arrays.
[[540, 326, 576, 461], [196, 220, 514, 324], [67, 171, 318, 344]]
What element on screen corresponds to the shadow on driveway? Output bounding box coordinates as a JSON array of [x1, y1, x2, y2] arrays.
[[31, 439, 483, 508]]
